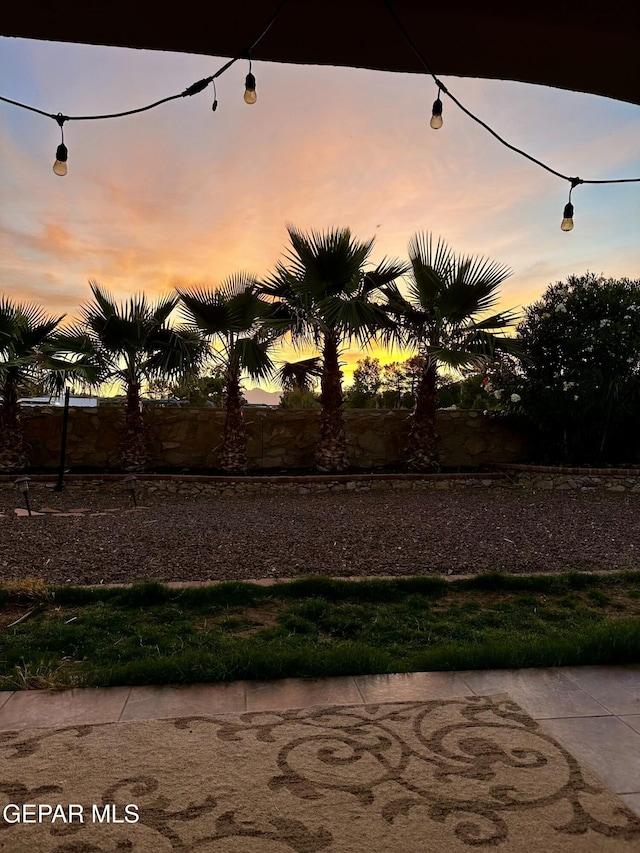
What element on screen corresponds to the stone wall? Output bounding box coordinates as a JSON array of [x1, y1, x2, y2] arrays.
[[18, 406, 529, 471], [493, 464, 640, 493]]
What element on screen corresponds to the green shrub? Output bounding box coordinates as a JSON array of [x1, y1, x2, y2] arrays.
[[488, 273, 640, 464]]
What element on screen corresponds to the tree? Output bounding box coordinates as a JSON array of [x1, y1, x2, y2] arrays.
[[378, 357, 426, 408], [76, 282, 206, 471], [279, 386, 321, 409], [261, 225, 407, 472], [344, 357, 381, 408], [148, 370, 227, 406], [490, 273, 640, 464], [177, 273, 275, 473], [0, 298, 99, 472], [437, 373, 499, 410], [382, 232, 518, 471]]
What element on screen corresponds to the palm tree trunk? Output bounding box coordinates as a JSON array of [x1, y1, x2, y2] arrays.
[[121, 381, 149, 472], [406, 358, 440, 471], [316, 332, 349, 473], [220, 370, 248, 473], [0, 378, 28, 472]]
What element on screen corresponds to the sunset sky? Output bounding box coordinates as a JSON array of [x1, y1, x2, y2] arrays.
[[1, 36, 639, 391]]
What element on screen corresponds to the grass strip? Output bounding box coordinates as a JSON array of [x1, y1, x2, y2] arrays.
[[1, 571, 639, 690]]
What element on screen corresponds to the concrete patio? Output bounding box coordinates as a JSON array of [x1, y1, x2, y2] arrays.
[[1, 664, 639, 817]]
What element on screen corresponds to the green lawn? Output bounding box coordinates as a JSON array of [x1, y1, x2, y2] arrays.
[[1, 572, 639, 690]]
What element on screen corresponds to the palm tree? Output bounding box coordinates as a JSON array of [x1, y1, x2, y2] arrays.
[[1, 299, 63, 471], [275, 357, 323, 409], [0, 297, 99, 472], [276, 357, 323, 392], [77, 281, 206, 472], [381, 232, 519, 471], [177, 273, 275, 474], [261, 225, 407, 472]]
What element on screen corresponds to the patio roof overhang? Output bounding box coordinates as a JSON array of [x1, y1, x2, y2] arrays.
[[1, 1, 639, 105]]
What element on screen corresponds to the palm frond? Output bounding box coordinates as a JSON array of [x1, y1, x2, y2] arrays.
[[284, 225, 375, 299], [438, 255, 512, 321], [407, 232, 454, 309], [276, 357, 323, 390], [0, 297, 65, 354], [467, 309, 520, 332], [141, 326, 209, 379], [178, 287, 234, 333], [408, 232, 456, 274], [318, 295, 392, 347], [361, 257, 410, 294], [178, 273, 265, 336], [233, 335, 275, 381], [425, 345, 488, 373]]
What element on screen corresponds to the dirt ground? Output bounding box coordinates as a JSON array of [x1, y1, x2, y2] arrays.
[[0, 484, 638, 585]]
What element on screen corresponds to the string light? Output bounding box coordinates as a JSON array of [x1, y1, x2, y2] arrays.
[[244, 61, 257, 104], [561, 178, 582, 232], [53, 114, 68, 176], [0, 0, 286, 173], [0, 0, 637, 234], [430, 85, 443, 129], [382, 0, 639, 230]]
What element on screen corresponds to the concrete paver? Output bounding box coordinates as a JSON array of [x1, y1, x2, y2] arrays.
[[540, 715, 640, 795], [119, 682, 247, 720], [0, 686, 131, 730], [458, 667, 611, 719], [245, 675, 362, 711], [562, 665, 640, 716], [354, 671, 471, 703]]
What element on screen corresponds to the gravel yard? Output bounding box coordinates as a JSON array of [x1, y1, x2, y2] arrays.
[[0, 484, 638, 585]]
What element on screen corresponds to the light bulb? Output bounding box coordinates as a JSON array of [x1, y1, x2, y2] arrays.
[[53, 143, 68, 177], [430, 97, 443, 130], [561, 202, 574, 232], [244, 72, 257, 104]]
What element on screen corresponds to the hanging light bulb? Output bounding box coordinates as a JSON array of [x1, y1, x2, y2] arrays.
[[211, 80, 218, 111], [53, 113, 68, 176], [560, 179, 581, 231], [561, 201, 574, 231], [244, 61, 257, 104], [244, 73, 257, 104], [430, 95, 443, 130], [53, 143, 68, 176]]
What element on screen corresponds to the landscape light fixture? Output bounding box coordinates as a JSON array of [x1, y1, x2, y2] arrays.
[[53, 114, 68, 176], [561, 178, 582, 232], [14, 476, 32, 516], [430, 88, 443, 130], [123, 474, 138, 507], [244, 61, 257, 104]]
